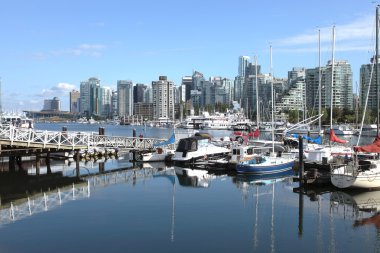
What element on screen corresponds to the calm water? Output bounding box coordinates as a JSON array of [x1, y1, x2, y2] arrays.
[[0, 123, 378, 253]]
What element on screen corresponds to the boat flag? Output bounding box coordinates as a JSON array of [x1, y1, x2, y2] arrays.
[[329, 129, 348, 144]]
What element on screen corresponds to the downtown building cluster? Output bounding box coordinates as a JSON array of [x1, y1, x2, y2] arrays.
[[67, 54, 379, 122]]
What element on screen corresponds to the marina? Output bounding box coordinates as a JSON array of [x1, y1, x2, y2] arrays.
[[0, 123, 378, 252]]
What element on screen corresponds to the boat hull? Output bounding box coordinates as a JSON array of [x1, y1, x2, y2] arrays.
[[236, 158, 295, 175], [331, 162, 380, 189]]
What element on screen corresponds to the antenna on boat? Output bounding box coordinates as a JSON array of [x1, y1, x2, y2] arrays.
[[255, 56, 260, 128], [270, 44, 275, 154], [318, 29, 322, 133], [329, 26, 336, 145], [377, 5, 379, 136]]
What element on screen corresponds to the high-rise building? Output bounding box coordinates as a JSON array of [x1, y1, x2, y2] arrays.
[[324, 60, 353, 110], [101, 86, 112, 117], [238, 56, 250, 77], [192, 71, 205, 91], [152, 76, 174, 120], [117, 80, 133, 117], [305, 67, 327, 111], [133, 83, 147, 103], [111, 90, 118, 118], [69, 90, 80, 113], [360, 56, 380, 111], [43, 97, 60, 111], [222, 78, 233, 105], [80, 77, 101, 116], [181, 76, 192, 101], [234, 76, 244, 102]]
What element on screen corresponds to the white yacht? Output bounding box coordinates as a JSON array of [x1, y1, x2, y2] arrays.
[[171, 134, 230, 164], [1, 114, 33, 128]]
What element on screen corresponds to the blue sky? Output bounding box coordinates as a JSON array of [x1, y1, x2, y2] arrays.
[[0, 0, 377, 112]]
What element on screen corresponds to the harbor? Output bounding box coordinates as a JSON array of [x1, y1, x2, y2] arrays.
[[0, 122, 378, 252]]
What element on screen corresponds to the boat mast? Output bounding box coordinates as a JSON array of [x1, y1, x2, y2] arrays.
[[318, 29, 322, 132], [377, 5, 379, 136], [255, 56, 260, 128], [270, 45, 275, 153], [329, 26, 336, 145]]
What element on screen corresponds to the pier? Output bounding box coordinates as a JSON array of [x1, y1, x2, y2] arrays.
[[0, 125, 174, 173]]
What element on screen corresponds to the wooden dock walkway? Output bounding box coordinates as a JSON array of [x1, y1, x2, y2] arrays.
[[0, 126, 173, 154]]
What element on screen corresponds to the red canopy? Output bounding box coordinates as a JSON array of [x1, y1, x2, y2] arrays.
[[330, 129, 348, 144], [253, 128, 260, 138], [353, 135, 380, 153]]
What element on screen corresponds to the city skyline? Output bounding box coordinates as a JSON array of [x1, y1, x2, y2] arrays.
[[0, 0, 376, 111]]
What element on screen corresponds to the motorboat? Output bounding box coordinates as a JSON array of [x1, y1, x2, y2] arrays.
[[136, 147, 175, 162], [0, 113, 33, 128], [171, 134, 230, 164]]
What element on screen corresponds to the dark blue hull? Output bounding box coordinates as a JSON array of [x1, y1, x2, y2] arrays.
[[236, 160, 295, 175]]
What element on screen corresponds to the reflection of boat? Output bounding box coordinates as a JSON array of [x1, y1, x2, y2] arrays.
[[331, 190, 380, 229], [331, 190, 380, 213], [174, 167, 213, 188]]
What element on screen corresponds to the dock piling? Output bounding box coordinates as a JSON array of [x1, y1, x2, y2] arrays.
[[298, 135, 304, 185]]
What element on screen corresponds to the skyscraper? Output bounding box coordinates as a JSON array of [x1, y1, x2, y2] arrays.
[[324, 60, 353, 110], [117, 80, 133, 117], [69, 90, 80, 113], [360, 56, 379, 111], [80, 77, 101, 117], [238, 56, 250, 77], [152, 76, 174, 120], [133, 83, 147, 103]]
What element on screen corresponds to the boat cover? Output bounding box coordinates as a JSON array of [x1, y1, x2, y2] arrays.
[[353, 135, 380, 153], [329, 128, 348, 144], [291, 134, 322, 144]]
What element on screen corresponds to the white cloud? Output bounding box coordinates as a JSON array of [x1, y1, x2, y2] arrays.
[[274, 14, 375, 53], [33, 44, 106, 59], [36, 82, 77, 97]]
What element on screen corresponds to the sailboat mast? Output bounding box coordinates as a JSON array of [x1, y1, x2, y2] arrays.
[[318, 29, 322, 132], [377, 5, 379, 136], [255, 56, 260, 127], [330, 26, 335, 132], [270, 45, 275, 154]]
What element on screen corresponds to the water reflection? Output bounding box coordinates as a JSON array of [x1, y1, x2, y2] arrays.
[[174, 166, 216, 188], [331, 190, 380, 251], [234, 169, 295, 252], [331, 190, 380, 223]]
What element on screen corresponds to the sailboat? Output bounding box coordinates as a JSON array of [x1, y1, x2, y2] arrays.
[[330, 6, 380, 189], [236, 46, 295, 174], [303, 26, 353, 164]]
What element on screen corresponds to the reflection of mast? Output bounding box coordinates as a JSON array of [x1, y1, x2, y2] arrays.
[[253, 186, 259, 249], [270, 183, 275, 253], [329, 195, 336, 253], [317, 193, 322, 252], [171, 181, 176, 242]]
